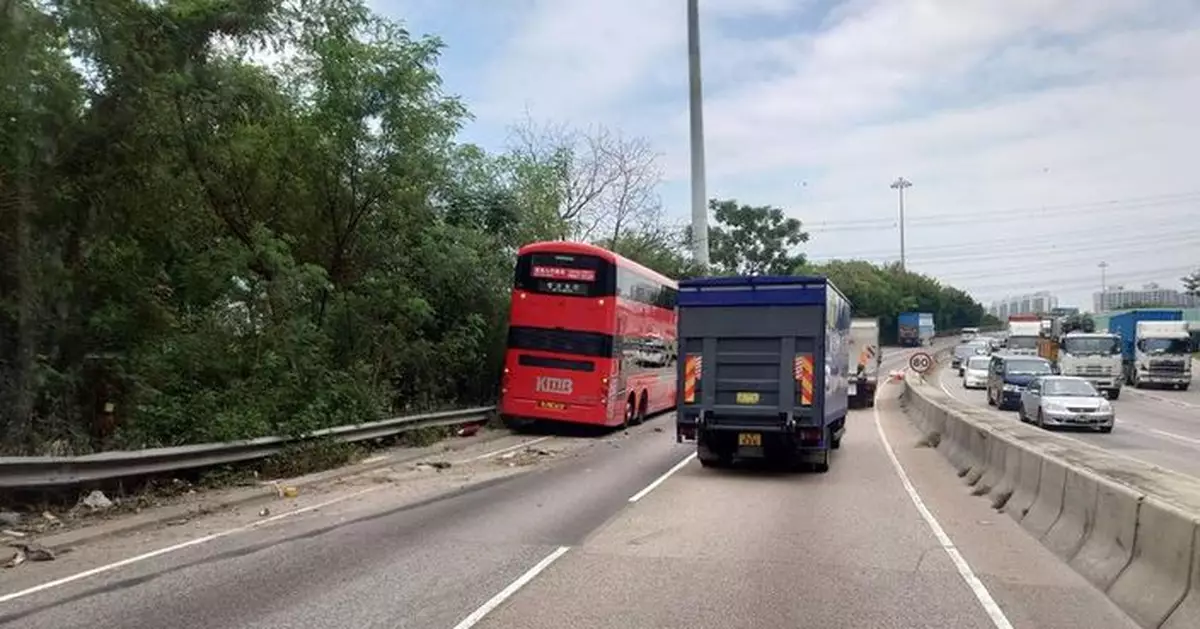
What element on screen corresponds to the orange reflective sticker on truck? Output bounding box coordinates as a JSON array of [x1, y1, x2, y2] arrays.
[[794, 353, 814, 405], [684, 355, 703, 403]]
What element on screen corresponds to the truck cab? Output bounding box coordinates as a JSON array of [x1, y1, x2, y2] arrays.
[[1109, 310, 1193, 390], [1055, 332, 1123, 399], [1006, 321, 1041, 356], [1132, 321, 1192, 389]]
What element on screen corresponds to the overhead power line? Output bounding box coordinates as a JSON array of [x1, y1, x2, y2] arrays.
[[804, 190, 1200, 233]]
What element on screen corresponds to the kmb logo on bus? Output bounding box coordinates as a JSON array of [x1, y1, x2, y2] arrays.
[[535, 376, 573, 395]]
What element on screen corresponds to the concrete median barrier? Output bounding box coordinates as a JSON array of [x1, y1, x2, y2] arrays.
[[1023, 455, 1067, 539], [978, 434, 1007, 492], [1071, 477, 1141, 592], [1044, 468, 1099, 561], [1005, 447, 1042, 523], [1163, 520, 1200, 629], [901, 356, 1200, 629], [1108, 498, 1197, 629]]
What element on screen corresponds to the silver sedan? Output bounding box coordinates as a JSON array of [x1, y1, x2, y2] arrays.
[[1017, 375, 1114, 433]]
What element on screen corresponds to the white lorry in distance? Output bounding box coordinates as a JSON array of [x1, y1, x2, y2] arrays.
[[1006, 321, 1041, 356], [848, 318, 881, 409], [1056, 331, 1123, 399], [1131, 321, 1193, 390]]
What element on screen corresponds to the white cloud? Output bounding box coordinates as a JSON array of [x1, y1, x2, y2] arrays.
[[435, 0, 1200, 307]]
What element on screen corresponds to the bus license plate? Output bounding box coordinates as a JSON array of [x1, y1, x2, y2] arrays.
[[537, 401, 566, 410], [738, 433, 762, 447], [736, 391, 760, 404]]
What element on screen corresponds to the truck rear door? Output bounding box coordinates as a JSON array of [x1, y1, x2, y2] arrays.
[[676, 289, 826, 437]]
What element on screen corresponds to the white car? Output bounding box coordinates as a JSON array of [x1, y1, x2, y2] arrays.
[[962, 355, 990, 389]]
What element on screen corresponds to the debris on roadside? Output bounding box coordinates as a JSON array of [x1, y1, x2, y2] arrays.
[[2, 529, 27, 538], [456, 422, 483, 438], [79, 490, 115, 511], [9, 542, 56, 562], [413, 460, 452, 471], [258, 507, 270, 517], [4, 548, 24, 569], [497, 446, 555, 467], [0, 511, 21, 528]]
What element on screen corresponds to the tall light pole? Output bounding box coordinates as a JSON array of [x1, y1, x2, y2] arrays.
[[889, 177, 912, 270], [1099, 261, 1109, 311], [687, 0, 709, 267]]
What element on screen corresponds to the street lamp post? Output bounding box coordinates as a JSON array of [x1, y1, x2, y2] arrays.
[[687, 0, 709, 268], [889, 177, 912, 270], [1099, 261, 1109, 311]]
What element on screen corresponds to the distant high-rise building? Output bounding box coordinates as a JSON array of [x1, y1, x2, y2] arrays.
[[989, 292, 1059, 319], [1093, 283, 1199, 312]]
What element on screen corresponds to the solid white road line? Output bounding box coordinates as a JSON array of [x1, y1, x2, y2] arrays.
[[461, 436, 555, 463], [450, 546, 571, 629], [627, 453, 697, 503], [874, 382, 1015, 629], [0, 485, 386, 605]]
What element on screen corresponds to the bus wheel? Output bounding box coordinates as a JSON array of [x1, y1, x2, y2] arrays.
[[624, 396, 636, 428], [634, 394, 648, 425]]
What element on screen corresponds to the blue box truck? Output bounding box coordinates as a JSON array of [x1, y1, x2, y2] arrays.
[[898, 312, 935, 347], [674, 275, 851, 472], [1108, 309, 1192, 389]]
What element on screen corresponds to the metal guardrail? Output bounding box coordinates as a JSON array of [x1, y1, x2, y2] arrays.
[[0, 406, 496, 489]]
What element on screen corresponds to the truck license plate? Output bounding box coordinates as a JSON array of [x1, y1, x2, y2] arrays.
[[537, 401, 566, 410], [737, 433, 762, 447], [736, 391, 760, 404]]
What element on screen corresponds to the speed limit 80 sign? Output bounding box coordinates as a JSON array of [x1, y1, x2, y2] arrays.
[[909, 351, 934, 374]]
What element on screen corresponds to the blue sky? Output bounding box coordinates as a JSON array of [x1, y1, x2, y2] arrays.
[[368, 0, 1200, 310]]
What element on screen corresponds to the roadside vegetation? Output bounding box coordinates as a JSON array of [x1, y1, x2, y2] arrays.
[[1, 0, 996, 456]]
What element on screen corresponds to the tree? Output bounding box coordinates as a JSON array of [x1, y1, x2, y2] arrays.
[[1183, 268, 1200, 297], [505, 115, 661, 243], [694, 199, 809, 276], [798, 259, 993, 344]]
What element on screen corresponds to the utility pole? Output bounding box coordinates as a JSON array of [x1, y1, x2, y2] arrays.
[[1099, 261, 1109, 311], [889, 177, 912, 270], [687, 0, 709, 268]]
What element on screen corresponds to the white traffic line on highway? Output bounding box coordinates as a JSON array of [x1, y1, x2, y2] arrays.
[[875, 381, 1015, 629], [459, 436, 556, 463], [1124, 388, 1200, 410], [1147, 428, 1200, 447], [450, 546, 572, 629], [627, 452, 697, 503], [0, 485, 387, 605]]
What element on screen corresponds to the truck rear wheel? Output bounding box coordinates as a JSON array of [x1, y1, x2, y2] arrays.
[[1107, 388, 1121, 400]]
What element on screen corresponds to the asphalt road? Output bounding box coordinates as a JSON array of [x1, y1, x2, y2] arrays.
[[0, 344, 1138, 629], [936, 358, 1200, 478]]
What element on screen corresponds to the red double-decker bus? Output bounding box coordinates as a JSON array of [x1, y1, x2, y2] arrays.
[[500, 241, 678, 429]]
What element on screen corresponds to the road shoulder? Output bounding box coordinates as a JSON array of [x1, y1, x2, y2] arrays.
[[881, 380, 1139, 629]]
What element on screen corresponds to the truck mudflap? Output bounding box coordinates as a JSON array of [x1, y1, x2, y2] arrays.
[[683, 412, 843, 471]]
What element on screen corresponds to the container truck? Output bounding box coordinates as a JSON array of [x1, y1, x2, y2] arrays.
[[848, 318, 881, 409], [1108, 309, 1193, 389], [1006, 320, 1042, 356], [898, 312, 935, 347], [674, 275, 851, 472]]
